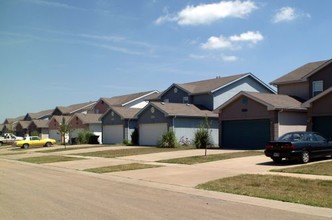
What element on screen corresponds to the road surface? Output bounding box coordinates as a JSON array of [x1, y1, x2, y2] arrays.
[[0, 159, 329, 220]]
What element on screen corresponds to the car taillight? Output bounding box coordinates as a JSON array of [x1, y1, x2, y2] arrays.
[[283, 144, 294, 149], [265, 145, 273, 149]]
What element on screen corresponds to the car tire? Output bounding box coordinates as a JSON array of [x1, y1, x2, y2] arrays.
[[45, 142, 52, 147], [301, 151, 310, 164], [271, 157, 282, 163], [23, 143, 29, 149]]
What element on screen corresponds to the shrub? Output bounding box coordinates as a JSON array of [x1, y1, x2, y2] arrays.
[[77, 130, 93, 144], [159, 130, 177, 148], [193, 118, 213, 149], [31, 131, 39, 136], [123, 139, 131, 146], [131, 128, 139, 145]]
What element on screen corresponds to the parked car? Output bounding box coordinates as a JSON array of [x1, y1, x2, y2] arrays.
[[264, 131, 332, 164], [14, 136, 56, 149], [0, 133, 23, 146]]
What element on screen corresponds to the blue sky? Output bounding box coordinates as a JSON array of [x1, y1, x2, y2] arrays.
[[1, 0, 332, 122]]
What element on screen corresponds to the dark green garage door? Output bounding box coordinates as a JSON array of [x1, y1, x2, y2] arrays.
[[313, 116, 332, 139], [221, 119, 270, 149]]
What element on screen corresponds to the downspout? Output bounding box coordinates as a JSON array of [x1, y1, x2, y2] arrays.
[[128, 118, 131, 141]]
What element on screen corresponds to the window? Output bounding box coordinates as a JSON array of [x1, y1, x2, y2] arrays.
[[183, 96, 189, 104], [314, 134, 326, 142], [312, 81, 323, 96]]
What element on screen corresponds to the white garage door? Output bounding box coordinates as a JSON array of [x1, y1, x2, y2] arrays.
[[139, 123, 167, 146], [49, 129, 60, 143], [103, 125, 123, 144]]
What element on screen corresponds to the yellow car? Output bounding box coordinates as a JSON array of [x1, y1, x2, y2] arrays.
[[14, 136, 56, 149]]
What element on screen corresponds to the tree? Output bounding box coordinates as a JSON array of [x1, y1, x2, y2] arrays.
[[58, 117, 71, 148]]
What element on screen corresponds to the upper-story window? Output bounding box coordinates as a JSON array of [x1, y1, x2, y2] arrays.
[[312, 80, 323, 96], [183, 96, 189, 104]]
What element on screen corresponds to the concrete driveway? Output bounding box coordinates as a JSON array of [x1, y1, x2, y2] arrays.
[[3, 145, 331, 187]]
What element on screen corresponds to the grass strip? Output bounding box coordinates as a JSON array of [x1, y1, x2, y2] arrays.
[[197, 174, 332, 208], [158, 151, 262, 165], [74, 147, 192, 158], [38, 145, 105, 153], [18, 155, 85, 164], [84, 163, 161, 174], [271, 161, 332, 176], [0, 152, 27, 156]]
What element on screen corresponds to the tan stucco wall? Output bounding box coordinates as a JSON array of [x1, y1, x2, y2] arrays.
[[278, 82, 309, 100], [220, 96, 270, 120]]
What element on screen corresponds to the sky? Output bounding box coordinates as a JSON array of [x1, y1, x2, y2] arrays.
[[1, 0, 332, 122]]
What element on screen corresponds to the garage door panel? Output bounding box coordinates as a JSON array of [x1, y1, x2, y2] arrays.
[[222, 119, 270, 149], [103, 125, 123, 144], [313, 116, 332, 139], [140, 123, 167, 146]]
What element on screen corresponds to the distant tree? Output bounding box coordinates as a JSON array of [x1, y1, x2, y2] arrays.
[[58, 117, 71, 148], [31, 131, 39, 136]]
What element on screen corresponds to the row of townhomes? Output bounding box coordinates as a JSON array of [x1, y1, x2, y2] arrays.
[[1, 59, 332, 149]]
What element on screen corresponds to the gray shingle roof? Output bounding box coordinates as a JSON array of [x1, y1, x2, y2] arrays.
[[4, 116, 25, 124], [215, 91, 306, 112], [302, 87, 332, 108], [150, 102, 218, 118], [74, 113, 102, 124], [111, 107, 141, 119], [101, 90, 158, 107], [177, 73, 249, 94], [49, 115, 72, 124], [25, 109, 53, 120], [31, 119, 49, 128], [16, 121, 31, 129], [55, 101, 97, 115], [271, 59, 332, 85], [244, 92, 305, 110]]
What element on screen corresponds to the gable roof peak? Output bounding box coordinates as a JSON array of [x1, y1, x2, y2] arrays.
[[271, 59, 332, 86]]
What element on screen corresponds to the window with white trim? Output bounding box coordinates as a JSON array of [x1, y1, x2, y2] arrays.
[[312, 80, 323, 96], [183, 96, 189, 104]]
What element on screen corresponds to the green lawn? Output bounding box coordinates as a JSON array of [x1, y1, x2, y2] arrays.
[[271, 160, 332, 176], [38, 145, 105, 153], [84, 163, 162, 173], [158, 151, 262, 164], [74, 147, 193, 158], [197, 174, 332, 208], [18, 155, 85, 164]]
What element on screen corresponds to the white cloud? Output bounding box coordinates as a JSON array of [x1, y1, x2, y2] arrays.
[[155, 0, 257, 26], [273, 7, 296, 23], [189, 53, 238, 62], [272, 6, 311, 23], [229, 31, 263, 43], [221, 55, 238, 62], [201, 31, 263, 50], [24, 0, 82, 10], [201, 36, 233, 49]]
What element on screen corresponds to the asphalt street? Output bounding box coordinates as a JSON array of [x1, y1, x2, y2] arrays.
[[0, 159, 329, 220]]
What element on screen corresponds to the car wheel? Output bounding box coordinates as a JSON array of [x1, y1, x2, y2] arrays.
[[45, 142, 52, 147], [23, 143, 29, 149], [271, 157, 282, 163], [301, 151, 310, 164]]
